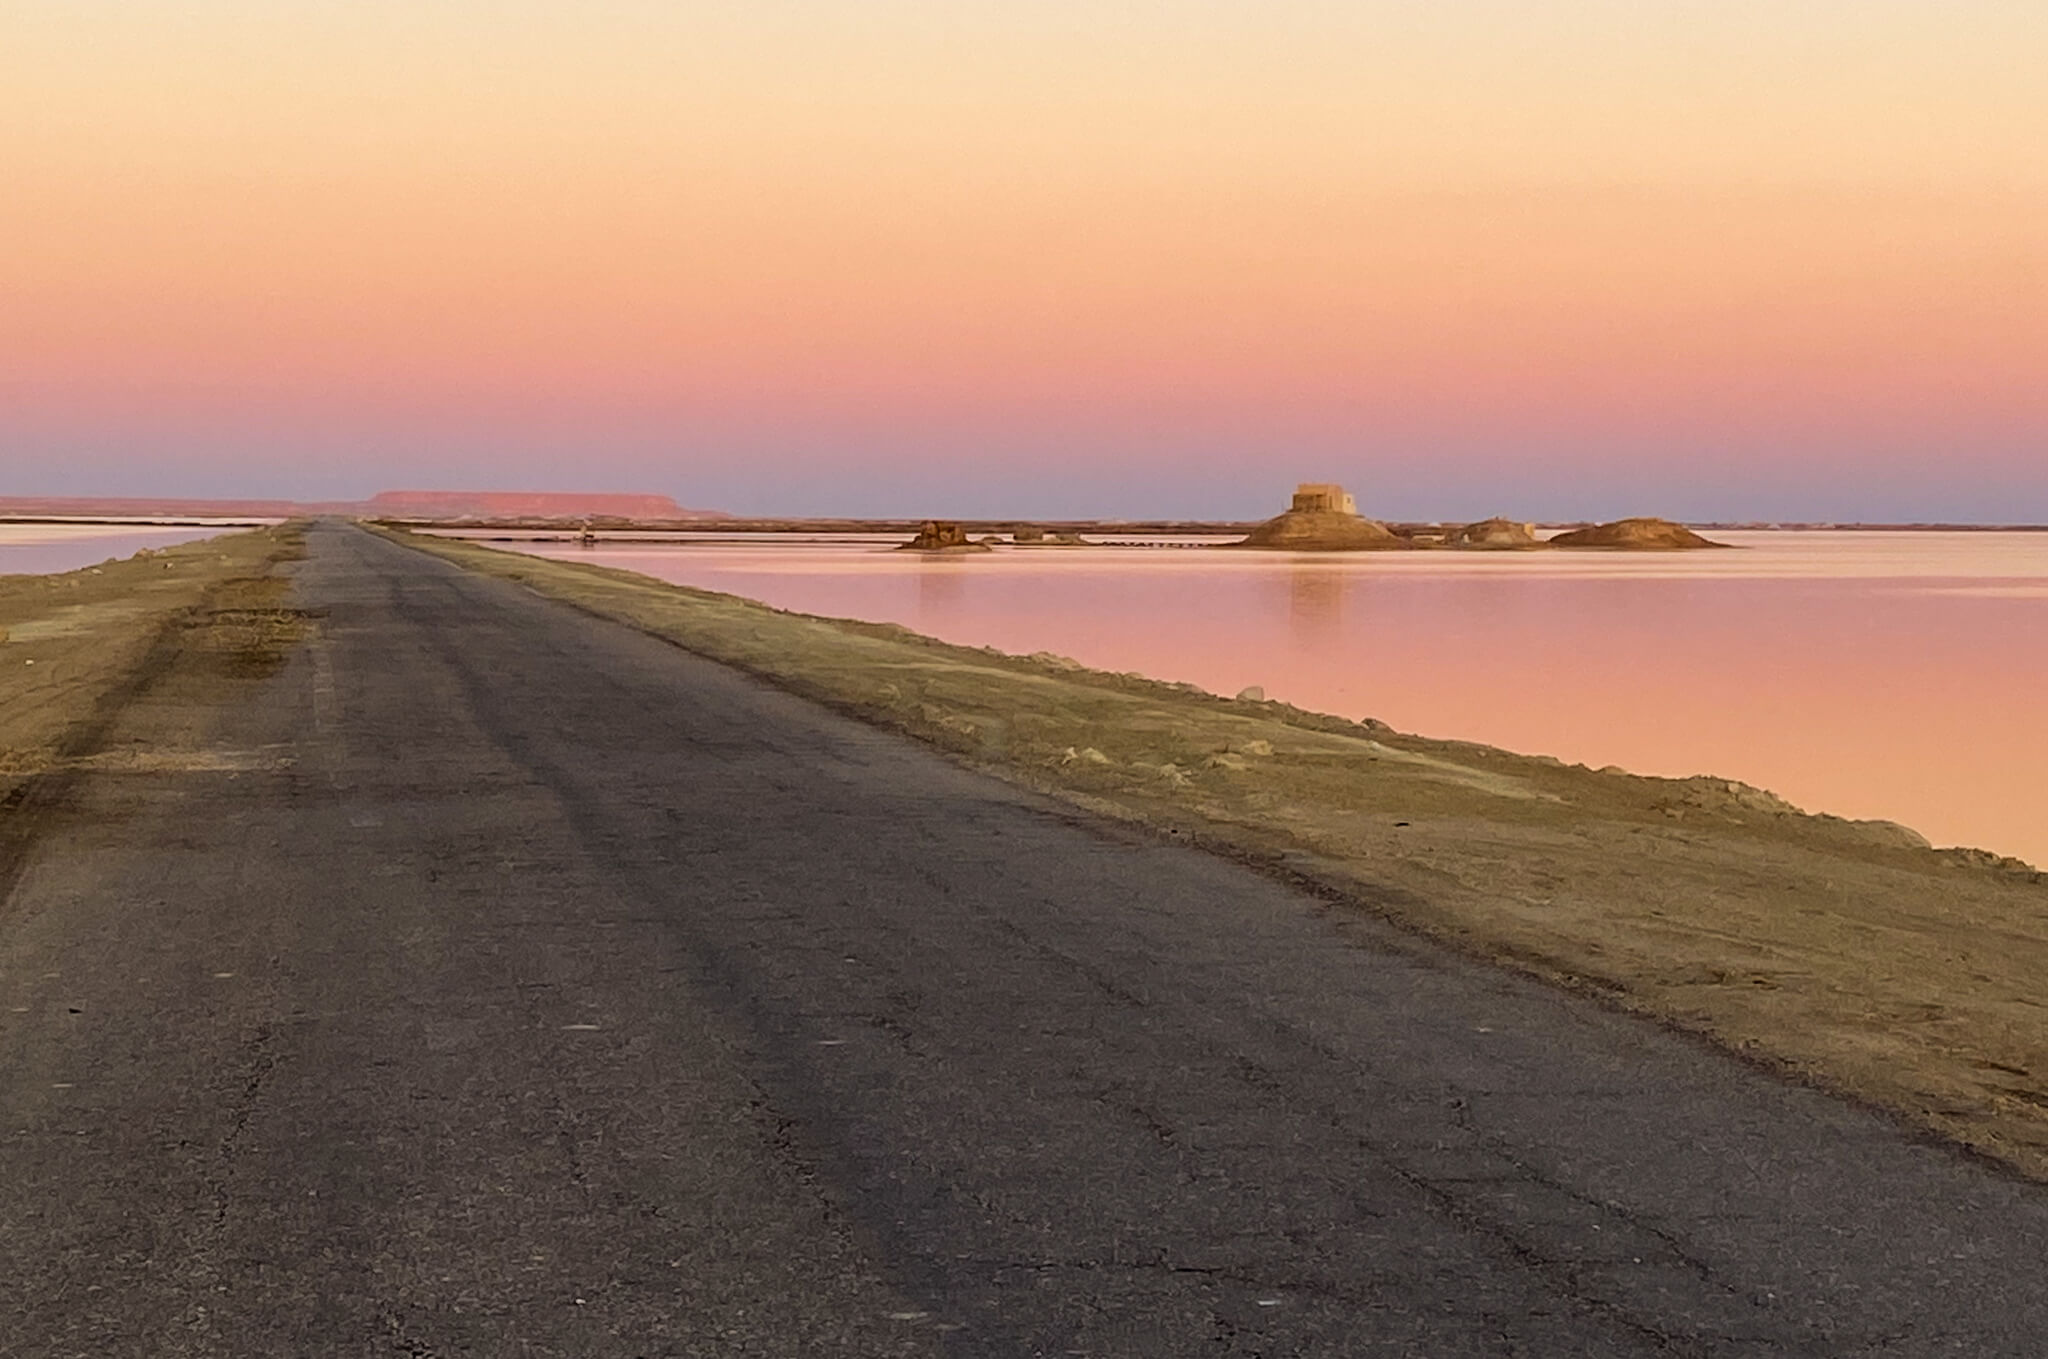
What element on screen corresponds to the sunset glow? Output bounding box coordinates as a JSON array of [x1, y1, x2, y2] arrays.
[[6, 2, 2045, 517]]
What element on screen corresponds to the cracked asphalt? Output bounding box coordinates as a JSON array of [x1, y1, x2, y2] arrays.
[[3, 522, 2046, 1356]]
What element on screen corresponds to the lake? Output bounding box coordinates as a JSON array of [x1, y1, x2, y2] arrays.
[[0, 522, 239, 576], [460, 530, 2048, 867]]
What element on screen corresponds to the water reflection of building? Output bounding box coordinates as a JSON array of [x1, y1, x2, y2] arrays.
[[1287, 566, 1350, 648], [915, 558, 969, 623]]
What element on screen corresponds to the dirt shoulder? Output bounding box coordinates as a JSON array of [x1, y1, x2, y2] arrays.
[[0, 526, 307, 801], [389, 527, 2048, 1179]]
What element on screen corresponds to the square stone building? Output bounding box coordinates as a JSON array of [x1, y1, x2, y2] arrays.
[[1290, 483, 1357, 515]]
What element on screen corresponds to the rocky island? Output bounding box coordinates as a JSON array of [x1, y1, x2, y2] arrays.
[[1549, 517, 1728, 549], [1234, 484, 1408, 550], [896, 520, 994, 553], [1444, 517, 1542, 549], [1234, 488, 1728, 553]]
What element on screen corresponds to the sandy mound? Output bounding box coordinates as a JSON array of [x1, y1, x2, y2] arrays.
[[1446, 517, 1542, 549], [1548, 518, 1726, 550], [1235, 510, 1406, 551], [896, 521, 993, 553]]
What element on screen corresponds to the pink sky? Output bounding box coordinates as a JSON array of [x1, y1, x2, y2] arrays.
[[4, 3, 2044, 519]]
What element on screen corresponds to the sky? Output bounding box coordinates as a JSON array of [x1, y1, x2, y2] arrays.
[[4, 1, 2045, 520]]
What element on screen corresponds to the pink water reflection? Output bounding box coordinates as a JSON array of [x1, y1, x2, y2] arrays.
[[509, 533, 2048, 866]]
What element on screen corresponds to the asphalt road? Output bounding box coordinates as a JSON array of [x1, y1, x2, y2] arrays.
[[3, 522, 2045, 1357]]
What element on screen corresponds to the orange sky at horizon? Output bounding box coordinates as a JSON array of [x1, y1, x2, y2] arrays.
[[6, 2, 2045, 515]]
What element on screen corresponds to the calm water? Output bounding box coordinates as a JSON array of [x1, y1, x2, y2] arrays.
[[0, 523, 234, 576], [478, 531, 2048, 866]]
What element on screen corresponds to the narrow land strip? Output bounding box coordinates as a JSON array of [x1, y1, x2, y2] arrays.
[[390, 526, 2048, 1181], [3, 522, 2046, 1354]]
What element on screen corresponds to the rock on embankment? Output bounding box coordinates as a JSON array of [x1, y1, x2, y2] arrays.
[[1548, 518, 1727, 550]]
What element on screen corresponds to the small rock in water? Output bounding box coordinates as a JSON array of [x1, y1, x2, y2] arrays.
[[1236, 685, 1266, 702]]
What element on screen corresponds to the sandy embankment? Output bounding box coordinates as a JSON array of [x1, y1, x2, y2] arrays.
[[389, 528, 2048, 1178], [0, 526, 306, 796]]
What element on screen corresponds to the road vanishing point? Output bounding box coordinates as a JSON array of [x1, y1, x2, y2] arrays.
[[3, 523, 2046, 1357]]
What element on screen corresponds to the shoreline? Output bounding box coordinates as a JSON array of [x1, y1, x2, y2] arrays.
[[475, 527, 2047, 865], [395, 527, 2039, 874], [384, 525, 2048, 1182], [385, 523, 2041, 878]]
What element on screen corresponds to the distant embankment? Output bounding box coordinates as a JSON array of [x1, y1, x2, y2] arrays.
[[0, 496, 316, 521], [361, 491, 727, 521], [1, 491, 729, 523]]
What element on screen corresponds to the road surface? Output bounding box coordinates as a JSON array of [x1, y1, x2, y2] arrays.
[[3, 523, 2044, 1356]]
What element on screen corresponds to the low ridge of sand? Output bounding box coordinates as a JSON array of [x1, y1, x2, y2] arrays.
[[390, 526, 2048, 1181], [1549, 517, 1728, 549], [1234, 509, 1409, 551]]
